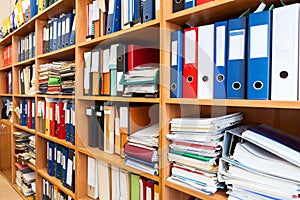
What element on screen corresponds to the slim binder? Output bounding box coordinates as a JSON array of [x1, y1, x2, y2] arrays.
[[142, 0, 155, 23], [106, 0, 121, 34]]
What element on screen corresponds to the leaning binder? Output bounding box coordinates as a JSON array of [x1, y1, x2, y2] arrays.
[[227, 17, 247, 99], [106, 0, 121, 34], [247, 10, 272, 100]]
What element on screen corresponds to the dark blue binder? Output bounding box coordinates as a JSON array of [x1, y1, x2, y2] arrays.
[[47, 141, 55, 176], [227, 17, 247, 99], [62, 147, 69, 186], [184, 0, 196, 9], [52, 18, 58, 51], [247, 10, 272, 100], [55, 144, 62, 180], [133, 0, 142, 22], [49, 20, 53, 52], [69, 14, 76, 46], [170, 30, 183, 98], [106, 0, 121, 34], [214, 21, 228, 99], [65, 12, 75, 47], [57, 17, 62, 49], [142, 0, 155, 23], [70, 103, 75, 145], [61, 14, 67, 48]]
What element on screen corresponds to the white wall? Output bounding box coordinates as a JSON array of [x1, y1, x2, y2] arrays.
[[0, 0, 14, 26]]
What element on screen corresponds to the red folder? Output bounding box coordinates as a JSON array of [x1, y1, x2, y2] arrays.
[[49, 102, 56, 137], [27, 99, 32, 129], [8, 45, 12, 65], [145, 180, 154, 200], [127, 44, 159, 71], [183, 27, 198, 98], [56, 102, 66, 139], [124, 143, 157, 162], [196, 0, 212, 5]]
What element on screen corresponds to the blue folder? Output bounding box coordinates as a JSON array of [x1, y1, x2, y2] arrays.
[[30, 0, 38, 19], [170, 30, 183, 98], [185, 0, 196, 9], [142, 0, 155, 23], [214, 21, 228, 99], [65, 12, 75, 47], [31, 99, 35, 129], [227, 17, 247, 99], [52, 18, 58, 51], [247, 10, 272, 100], [106, 0, 121, 34]]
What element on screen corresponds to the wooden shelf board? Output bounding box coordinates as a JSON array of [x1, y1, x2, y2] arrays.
[[0, 94, 13, 97], [78, 147, 159, 182], [165, 98, 300, 109], [36, 0, 75, 21], [14, 124, 36, 134], [165, 180, 227, 200], [12, 184, 35, 200], [37, 94, 75, 99], [14, 58, 35, 68], [14, 94, 36, 98], [78, 195, 95, 200], [78, 19, 160, 49], [37, 168, 75, 199], [0, 119, 12, 126], [37, 132, 75, 149], [0, 65, 13, 71], [27, 163, 36, 171], [37, 45, 76, 60], [77, 96, 160, 103], [0, 34, 12, 47]]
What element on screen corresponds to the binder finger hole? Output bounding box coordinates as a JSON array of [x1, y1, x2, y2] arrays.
[[202, 76, 209, 82], [107, 27, 111, 32], [253, 81, 263, 90], [280, 71, 288, 79], [175, 0, 182, 3], [144, 14, 149, 21], [117, 56, 122, 62], [171, 83, 177, 90], [216, 74, 224, 82], [232, 82, 241, 90], [187, 76, 193, 83]]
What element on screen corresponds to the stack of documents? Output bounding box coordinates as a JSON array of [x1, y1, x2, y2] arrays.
[[124, 123, 159, 176], [219, 124, 300, 200], [60, 62, 75, 94], [167, 112, 243, 195], [28, 135, 36, 166], [15, 163, 35, 197], [14, 131, 31, 165], [120, 66, 159, 97]]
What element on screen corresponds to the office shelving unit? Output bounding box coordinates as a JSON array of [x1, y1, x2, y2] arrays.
[[0, 0, 298, 199]]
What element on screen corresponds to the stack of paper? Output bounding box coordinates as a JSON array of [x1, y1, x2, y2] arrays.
[[15, 163, 35, 197], [121, 66, 159, 97], [219, 124, 300, 200], [124, 123, 159, 176], [60, 63, 75, 94], [28, 135, 36, 166], [167, 113, 243, 195], [14, 131, 31, 165]]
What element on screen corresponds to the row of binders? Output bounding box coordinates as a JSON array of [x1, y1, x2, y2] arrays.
[[219, 124, 300, 199], [173, 0, 212, 13], [42, 179, 74, 200], [38, 99, 75, 145], [43, 10, 76, 53], [2, 45, 12, 67], [4, 70, 12, 94], [87, 0, 160, 37], [170, 3, 300, 101], [167, 112, 243, 194], [17, 99, 36, 130], [18, 32, 35, 62], [1, 0, 59, 36], [87, 157, 159, 200], [83, 44, 159, 97], [38, 61, 75, 95], [47, 141, 75, 193], [19, 64, 36, 95]]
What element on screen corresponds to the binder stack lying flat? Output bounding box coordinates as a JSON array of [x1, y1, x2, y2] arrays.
[[219, 124, 300, 200], [124, 123, 159, 176], [167, 112, 243, 195]]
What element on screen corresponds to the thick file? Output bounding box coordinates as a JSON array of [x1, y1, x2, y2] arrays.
[[106, 0, 121, 34], [66, 149, 75, 192], [69, 14, 76, 45], [117, 44, 127, 95], [214, 21, 228, 99], [30, 0, 38, 18], [102, 48, 111, 95], [110, 44, 119, 96], [197, 24, 214, 99], [170, 30, 183, 98], [173, 0, 184, 13], [86, 106, 99, 147], [247, 10, 272, 100], [52, 18, 58, 51], [84, 51, 92, 95], [64, 11, 75, 47], [271, 4, 300, 101], [142, 0, 155, 23], [196, 0, 212, 5], [227, 17, 247, 99], [91, 49, 101, 96], [104, 105, 115, 154], [57, 17, 62, 49], [98, 160, 111, 200], [183, 27, 198, 98], [87, 157, 98, 199]]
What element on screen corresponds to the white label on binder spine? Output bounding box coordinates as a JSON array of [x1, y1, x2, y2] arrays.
[[250, 25, 268, 58], [229, 29, 245, 60]]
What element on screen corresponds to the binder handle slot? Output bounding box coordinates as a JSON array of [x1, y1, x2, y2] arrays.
[[216, 74, 224, 82], [171, 83, 177, 90], [202, 76, 209, 82], [280, 71, 288, 79], [117, 56, 122, 62], [253, 81, 263, 90], [107, 27, 111, 33], [232, 82, 241, 90], [187, 75, 193, 83], [175, 0, 182, 3], [144, 14, 149, 21]]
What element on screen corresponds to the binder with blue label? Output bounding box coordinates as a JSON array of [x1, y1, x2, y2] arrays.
[[227, 17, 247, 99], [106, 0, 121, 34], [170, 30, 183, 98], [214, 21, 228, 99], [247, 10, 272, 100]]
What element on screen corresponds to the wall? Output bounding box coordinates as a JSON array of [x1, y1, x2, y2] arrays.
[[0, 0, 14, 27]]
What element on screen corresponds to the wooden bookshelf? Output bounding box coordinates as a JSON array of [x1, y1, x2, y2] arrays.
[[14, 58, 35, 68], [37, 45, 76, 60], [12, 184, 35, 200], [27, 163, 36, 171], [37, 132, 75, 150], [77, 96, 160, 103], [14, 124, 36, 134], [0, 65, 13, 71]]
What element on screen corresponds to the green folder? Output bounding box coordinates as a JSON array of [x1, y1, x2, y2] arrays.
[[48, 77, 60, 85], [130, 174, 140, 200], [170, 149, 213, 162]]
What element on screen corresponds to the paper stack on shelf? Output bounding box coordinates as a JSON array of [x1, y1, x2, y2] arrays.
[[124, 123, 159, 176], [60, 62, 75, 94], [120, 66, 159, 97], [14, 131, 31, 165], [15, 163, 35, 197], [28, 135, 36, 166], [219, 124, 300, 200], [167, 112, 243, 195]]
